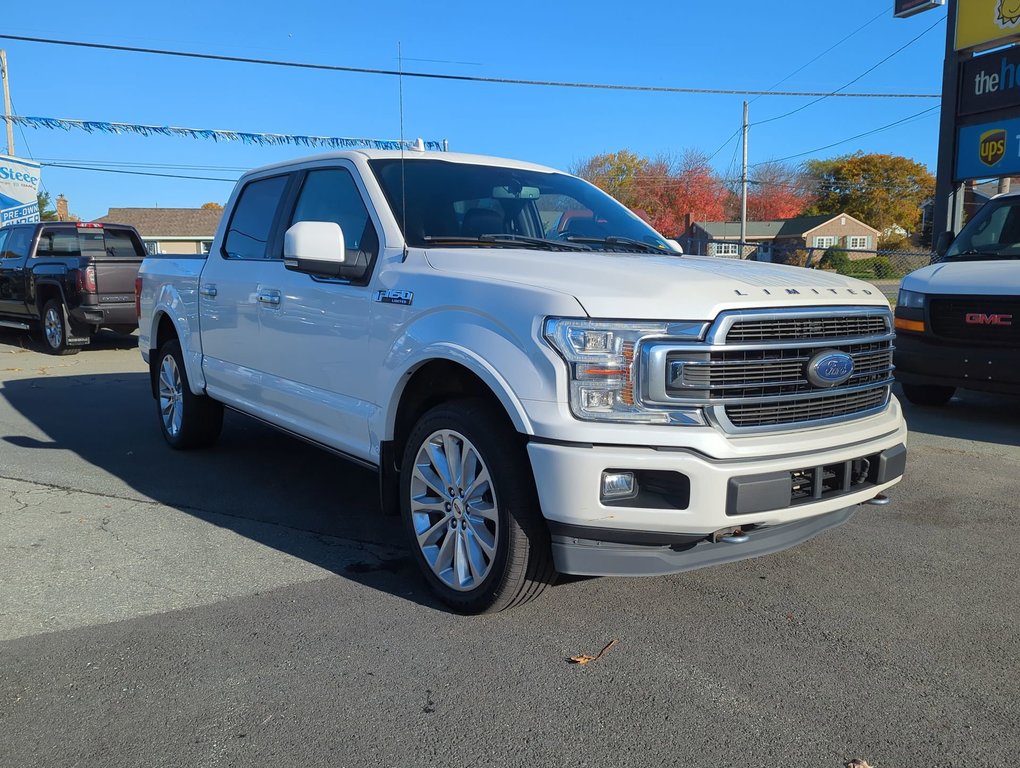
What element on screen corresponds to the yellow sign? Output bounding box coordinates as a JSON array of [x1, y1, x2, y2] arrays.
[[956, 0, 1020, 51]]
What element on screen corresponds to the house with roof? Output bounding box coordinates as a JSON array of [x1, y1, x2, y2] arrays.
[[94, 207, 224, 255], [683, 213, 880, 261]]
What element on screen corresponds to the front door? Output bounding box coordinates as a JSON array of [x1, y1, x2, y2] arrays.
[[0, 226, 34, 317], [254, 165, 380, 460]]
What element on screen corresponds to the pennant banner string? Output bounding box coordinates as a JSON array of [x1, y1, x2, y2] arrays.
[[2, 115, 447, 152]]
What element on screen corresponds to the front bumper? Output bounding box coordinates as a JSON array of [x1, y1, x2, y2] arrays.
[[526, 422, 906, 576], [894, 332, 1020, 395]]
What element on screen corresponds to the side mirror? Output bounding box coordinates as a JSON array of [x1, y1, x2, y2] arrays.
[[284, 221, 346, 277], [665, 238, 684, 254], [935, 230, 954, 258]]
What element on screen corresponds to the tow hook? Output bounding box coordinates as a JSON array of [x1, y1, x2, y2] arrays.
[[712, 527, 750, 544], [864, 493, 891, 506]]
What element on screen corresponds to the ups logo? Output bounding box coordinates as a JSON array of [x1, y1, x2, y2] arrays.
[[980, 129, 1007, 167]]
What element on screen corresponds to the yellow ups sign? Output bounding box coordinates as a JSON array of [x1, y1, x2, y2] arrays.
[[957, 0, 1020, 51]]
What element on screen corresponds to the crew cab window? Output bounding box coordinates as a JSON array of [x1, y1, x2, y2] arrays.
[[0, 229, 9, 257], [2, 227, 32, 260], [290, 169, 374, 255], [223, 175, 288, 260], [36, 229, 82, 258]]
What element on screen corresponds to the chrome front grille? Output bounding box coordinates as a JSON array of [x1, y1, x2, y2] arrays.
[[643, 307, 895, 433]]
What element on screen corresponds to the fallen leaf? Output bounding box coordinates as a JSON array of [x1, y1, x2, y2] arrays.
[[568, 639, 619, 665], [846, 760, 873, 768]]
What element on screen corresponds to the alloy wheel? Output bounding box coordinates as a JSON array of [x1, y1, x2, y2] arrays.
[[44, 306, 63, 349], [158, 354, 184, 437]]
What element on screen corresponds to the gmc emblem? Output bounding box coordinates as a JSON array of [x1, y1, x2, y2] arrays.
[[965, 312, 1013, 326]]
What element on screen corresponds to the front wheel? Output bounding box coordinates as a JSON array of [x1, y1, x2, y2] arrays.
[[901, 383, 955, 406], [400, 400, 554, 613], [40, 299, 79, 356], [155, 339, 224, 449]]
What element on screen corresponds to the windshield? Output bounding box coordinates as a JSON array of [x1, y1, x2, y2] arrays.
[[368, 158, 673, 252], [945, 197, 1020, 260]]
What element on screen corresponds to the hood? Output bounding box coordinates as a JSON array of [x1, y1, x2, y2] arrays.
[[902, 259, 1020, 296], [423, 248, 889, 320]]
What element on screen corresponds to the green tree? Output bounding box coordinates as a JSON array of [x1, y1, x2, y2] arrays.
[[37, 192, 58, 221], [804, 152, 934, 233], [570, 150, 648, 210]]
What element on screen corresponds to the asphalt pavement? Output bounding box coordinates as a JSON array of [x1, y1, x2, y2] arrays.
[[0, 327, 1017, 768]]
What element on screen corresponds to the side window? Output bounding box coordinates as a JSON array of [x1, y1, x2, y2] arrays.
[[290, 168, 373, 255], [223, 175, 289, 260], [104, 229, 145, 258], [36, 229, 82, 258], [0, 229, 9, 257], [3, 228, 33, 260]]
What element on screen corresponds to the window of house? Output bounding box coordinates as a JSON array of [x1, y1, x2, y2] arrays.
[[223, 174, 289, 260], [813, 236, 836, 248], [713, 242, 740, 256], [201, 241, 213, 255], [143, 240, 161, 255], [847, 235, 871, 250]]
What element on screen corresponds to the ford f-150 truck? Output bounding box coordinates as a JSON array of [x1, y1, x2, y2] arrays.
[[894, 192, 1019, 404], [0, 221, 144, 354], [137, 149, 907, 613]]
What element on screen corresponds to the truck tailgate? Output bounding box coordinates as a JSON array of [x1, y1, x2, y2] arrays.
[[93, 257, 143, 302]]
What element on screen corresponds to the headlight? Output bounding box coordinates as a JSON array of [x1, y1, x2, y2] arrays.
[[897, 289, 926, 309], [543, 318, 707, 425]]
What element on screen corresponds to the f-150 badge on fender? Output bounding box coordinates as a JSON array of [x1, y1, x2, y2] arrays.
[[375, 289, 414, 306]]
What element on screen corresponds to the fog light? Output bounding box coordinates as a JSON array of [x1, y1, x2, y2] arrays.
[[601, 471, 636, 500]]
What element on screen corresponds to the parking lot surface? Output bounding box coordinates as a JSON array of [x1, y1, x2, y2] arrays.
[[1, 329, 1017, 768]]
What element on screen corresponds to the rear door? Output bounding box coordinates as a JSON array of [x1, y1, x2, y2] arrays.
[[198, 173, 292, 404], [0, 226, 35, 317]]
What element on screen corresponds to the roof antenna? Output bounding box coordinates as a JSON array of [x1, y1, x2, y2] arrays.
[[398, 41, 409, 261]]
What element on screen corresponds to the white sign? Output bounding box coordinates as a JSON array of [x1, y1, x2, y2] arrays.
[[0, 154, 41, 228]]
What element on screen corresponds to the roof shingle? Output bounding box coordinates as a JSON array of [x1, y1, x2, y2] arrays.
[[94, 208, 223, 238]]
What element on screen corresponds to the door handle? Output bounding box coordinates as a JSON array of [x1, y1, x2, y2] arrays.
[[257, 289, 281, 306], [199, 284, 217, 298]]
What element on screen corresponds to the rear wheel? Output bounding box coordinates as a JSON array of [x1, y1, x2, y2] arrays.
[[400, 400, 554, 613], [901, 383, 955, 406], [40, 299, 79, 356], [155, 339, 223, 449]]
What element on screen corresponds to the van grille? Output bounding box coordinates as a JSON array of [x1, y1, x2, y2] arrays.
[[929, 298, 1020, 345], [648, 308, 894, 432]]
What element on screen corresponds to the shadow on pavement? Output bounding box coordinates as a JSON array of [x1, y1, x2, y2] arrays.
[[895, 384, 1020, 447], [0, 372, 443, 611]]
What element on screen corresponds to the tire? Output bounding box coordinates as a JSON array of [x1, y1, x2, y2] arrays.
[[155, 339, 224, 449], [901, 383, 955, 407], [39, 299, 79, 356], [400, 399, 554, 613]]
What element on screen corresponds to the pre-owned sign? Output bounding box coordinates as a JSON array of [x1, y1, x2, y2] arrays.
[[894, 0, 944, 19], [959, 46, 1020, 116], [0, 154, 41, 228], [956, 116, 1020, 179]]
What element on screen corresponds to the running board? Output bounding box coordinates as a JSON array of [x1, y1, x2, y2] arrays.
[[0, 319, 30, 331]]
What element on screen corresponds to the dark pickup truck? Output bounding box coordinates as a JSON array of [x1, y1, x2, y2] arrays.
[[0, 221, 144, 354]]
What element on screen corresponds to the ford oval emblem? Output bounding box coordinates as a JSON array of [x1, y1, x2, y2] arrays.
[[806, 351, 855, 388]]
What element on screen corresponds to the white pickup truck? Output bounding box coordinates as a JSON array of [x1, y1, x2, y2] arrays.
[[137, 148, 907, 613]]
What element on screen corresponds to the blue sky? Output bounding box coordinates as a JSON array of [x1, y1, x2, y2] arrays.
[[3, 0, 947, 221]]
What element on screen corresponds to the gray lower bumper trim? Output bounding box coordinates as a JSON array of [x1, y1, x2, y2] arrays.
[[550, 506, 855, 577]]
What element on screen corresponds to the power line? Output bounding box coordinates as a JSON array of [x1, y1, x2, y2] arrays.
[[754, 105, 941, 164], [42, 162, 237, 182], [0, 33, 941, 99], [752, 13, 945, 127], [749, 7, 887, 104]]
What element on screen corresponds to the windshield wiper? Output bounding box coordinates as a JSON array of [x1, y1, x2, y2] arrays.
[[948, 248, 1019, 260], [422, 234, 589, 251], [561, 235, 671, 255]]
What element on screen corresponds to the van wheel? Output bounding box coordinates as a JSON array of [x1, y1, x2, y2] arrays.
[[40, 299, 79, 356], [901, 383, 955, 406], [155, 339, 223, 449], [400, 400, 554, 613]]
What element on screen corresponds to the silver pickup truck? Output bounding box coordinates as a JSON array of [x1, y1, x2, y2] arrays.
[[137, 148, 907, 613]]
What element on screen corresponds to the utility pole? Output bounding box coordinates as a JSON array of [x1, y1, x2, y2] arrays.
[[740, 100, 748, 258], [0, 50, 14, 156]]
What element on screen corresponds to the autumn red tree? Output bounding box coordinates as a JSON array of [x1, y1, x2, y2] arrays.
[[573, 149, 727, 235], [746, 160, 816, 220]]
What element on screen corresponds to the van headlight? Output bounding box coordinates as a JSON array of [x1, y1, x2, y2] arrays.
[[543, 318, 707, 425], [897, 289, 926, 309]]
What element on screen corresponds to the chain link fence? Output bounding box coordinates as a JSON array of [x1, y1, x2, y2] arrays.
[[681, 238, 936, 301]]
